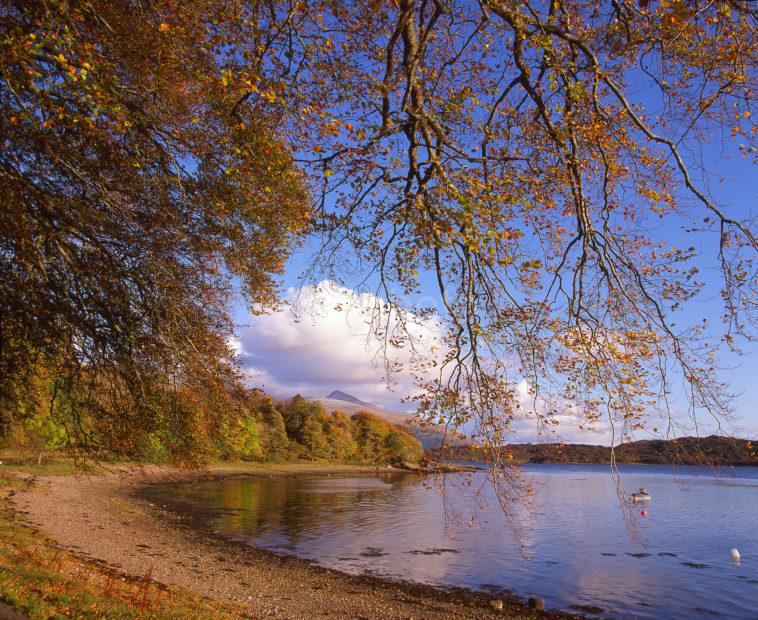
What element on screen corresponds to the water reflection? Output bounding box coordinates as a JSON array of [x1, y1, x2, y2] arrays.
[[143, 465, 758, 619]]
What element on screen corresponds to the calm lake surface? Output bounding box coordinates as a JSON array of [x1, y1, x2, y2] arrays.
[[143, 464, 758, 618]]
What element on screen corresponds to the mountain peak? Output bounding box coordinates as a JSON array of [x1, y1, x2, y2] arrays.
[[326, 390, 370, 406]]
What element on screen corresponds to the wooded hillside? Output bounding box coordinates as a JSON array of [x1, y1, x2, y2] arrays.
[[1, 391, 423, 468], [435, 436, 758, 467]]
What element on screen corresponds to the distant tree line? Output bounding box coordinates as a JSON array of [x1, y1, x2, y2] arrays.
[[436, 436, 758, 467]]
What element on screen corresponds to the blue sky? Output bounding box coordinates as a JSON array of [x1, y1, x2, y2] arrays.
[[231, 146, 757, 444], [231, 50, 757, 443]]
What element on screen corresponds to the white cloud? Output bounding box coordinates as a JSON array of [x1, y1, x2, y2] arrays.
[[235, 281, 445, 410]]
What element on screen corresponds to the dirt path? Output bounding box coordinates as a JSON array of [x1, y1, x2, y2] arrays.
[[11, 465, 568, 619]]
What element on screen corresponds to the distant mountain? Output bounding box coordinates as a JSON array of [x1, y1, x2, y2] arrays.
[[432, 435, 758, 467], [315, 392, 471, 451], [325, 390, 371, 406]]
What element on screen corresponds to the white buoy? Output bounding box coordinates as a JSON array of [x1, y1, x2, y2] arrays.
[[731, 548, 741, 562]]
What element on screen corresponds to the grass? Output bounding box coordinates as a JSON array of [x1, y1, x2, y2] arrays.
[[0, 472, 242, 619], [0, 452, 388, 478], [0, 456, 108, 477]]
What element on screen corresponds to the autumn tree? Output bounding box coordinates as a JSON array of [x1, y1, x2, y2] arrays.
[[324, 411, 359, 460], [300, 413, 329, 458], [0, 1, 308, 458], [282, 395, 329, 440], [220, 0, 757, 464], [281, 395, 311, 438], [259, 399, 291, 461]]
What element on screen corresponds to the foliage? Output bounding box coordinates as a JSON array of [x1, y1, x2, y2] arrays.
[[258, 398, 292, 462], [0, 0, 308, 459], [300, 414, 329, 459], [241, 417, 264, 460], [323, 411, 360, 461], [231, 0, 757, 456], [2, 388, 424, 467], [254, 395, 422, 465], [351, 412, 424, 465], [281, 395, 326, 440]]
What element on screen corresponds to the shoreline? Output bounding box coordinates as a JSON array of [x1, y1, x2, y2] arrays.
[[8, 463, 574, 619]]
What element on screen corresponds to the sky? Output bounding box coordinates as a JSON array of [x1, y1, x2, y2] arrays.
[[230, 155, 757, 446], [232, 280, 757, 444], [230, 40, 758, 445]]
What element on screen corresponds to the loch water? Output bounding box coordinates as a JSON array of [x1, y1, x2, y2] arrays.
[[142, 464, 758, 619]]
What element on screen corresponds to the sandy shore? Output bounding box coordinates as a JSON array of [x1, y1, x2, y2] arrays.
[[9, 464, 571, 619]]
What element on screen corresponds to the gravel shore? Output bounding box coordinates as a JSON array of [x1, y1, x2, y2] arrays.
[[10, 464, 573, 619]]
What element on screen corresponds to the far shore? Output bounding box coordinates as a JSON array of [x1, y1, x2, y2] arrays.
[[6, 461, 575, 619]]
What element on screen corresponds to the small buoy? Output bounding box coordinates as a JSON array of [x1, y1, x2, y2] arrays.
[[731, 548, 741, 562], [641, 510, 647, 518]]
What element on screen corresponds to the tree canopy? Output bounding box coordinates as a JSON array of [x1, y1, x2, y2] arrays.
[[231, 0, 757, 451], [0, 0, 307, 456], [1, 0, 756, 461]]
